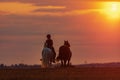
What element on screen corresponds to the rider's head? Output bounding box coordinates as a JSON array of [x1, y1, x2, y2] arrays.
[[46, 34, 51, 39]]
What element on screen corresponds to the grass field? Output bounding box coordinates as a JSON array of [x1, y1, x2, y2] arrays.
[[1, 67, 120, 80]]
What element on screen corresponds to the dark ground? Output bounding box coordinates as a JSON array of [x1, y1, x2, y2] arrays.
[[1, 67, 120, 80]]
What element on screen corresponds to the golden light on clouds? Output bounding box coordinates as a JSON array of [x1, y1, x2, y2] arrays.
[[0, 2, 66, 16], [101, 2, 120, 19], [0, 2, 102, 16], [0, 2, 38, 15]]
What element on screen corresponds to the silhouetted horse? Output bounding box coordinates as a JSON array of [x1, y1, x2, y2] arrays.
[[41, 43, 54, 68], [57, 41, 72, 67]]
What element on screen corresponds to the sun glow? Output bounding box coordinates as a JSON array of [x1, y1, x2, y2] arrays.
[[102, 2, 120, 19]]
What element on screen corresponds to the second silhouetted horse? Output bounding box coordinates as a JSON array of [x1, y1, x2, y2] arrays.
[[57, 41, 72, 67]]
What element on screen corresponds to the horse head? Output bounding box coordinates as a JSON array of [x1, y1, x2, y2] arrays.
[[64, 40, 70, 47]]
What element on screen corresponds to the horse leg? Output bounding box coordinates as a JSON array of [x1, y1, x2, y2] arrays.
[[64, 60, 67, 67], [49, 60, 52, 65], [67, 60, 70, 66], [46, 58, 49, 68], [51, 47, 56, 63], [43, 58, 47, 68], [61, 60, 64, 67]]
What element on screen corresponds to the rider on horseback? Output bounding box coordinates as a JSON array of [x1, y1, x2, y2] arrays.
[[45, 34, 56, 63]]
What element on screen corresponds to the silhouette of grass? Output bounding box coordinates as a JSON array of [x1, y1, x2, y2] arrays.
[[0, 67, 120, 80]]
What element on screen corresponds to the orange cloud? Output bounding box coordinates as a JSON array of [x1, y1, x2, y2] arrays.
[[0, 11, 9, 15], [0, 2, 37, 15], [0, 1, 103, 16], [0, 2, 66, 16]]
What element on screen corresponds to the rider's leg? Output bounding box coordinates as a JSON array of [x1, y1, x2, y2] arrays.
[[51, 47, 56, 63]]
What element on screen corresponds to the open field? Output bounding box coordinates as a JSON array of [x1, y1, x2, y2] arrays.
[[1, 67, 120, 80]]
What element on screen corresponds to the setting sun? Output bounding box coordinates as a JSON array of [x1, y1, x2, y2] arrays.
[[102, 2, 120, 19]]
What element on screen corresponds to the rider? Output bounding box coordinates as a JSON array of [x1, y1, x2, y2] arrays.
[[45, 34, 56, 63]]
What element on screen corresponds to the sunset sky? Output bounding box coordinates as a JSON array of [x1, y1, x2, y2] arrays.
[[0, 0, 120, 65]]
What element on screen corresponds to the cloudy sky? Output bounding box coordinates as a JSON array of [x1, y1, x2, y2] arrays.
[[0, 0, 120, 65]]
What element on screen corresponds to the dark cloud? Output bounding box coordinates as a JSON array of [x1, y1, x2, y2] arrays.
[[33, 8, 67, 13], [0, 11, 9, 15]]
